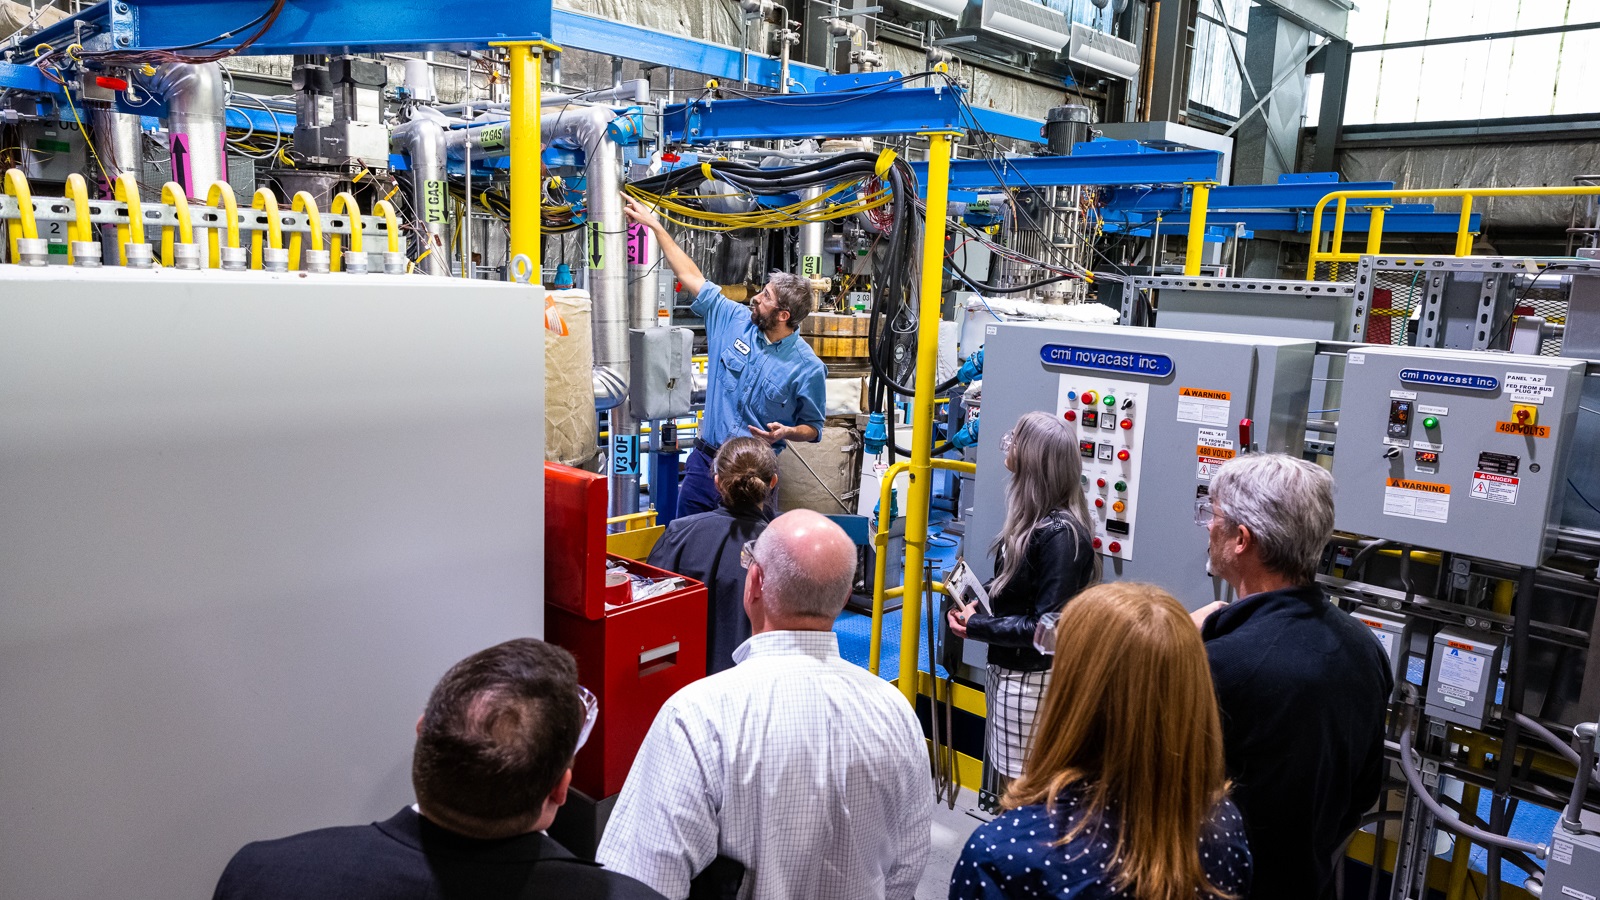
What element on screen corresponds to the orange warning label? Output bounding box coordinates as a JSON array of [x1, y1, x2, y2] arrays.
[[1385, 478, 1450, 494], [1446, 640, 1477, 651], [1495, 421, 1550, 438], [1197, 445, 1237, 460], [1179, 387, 1231, 401]]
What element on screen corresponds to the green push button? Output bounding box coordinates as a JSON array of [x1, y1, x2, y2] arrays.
[[1103, 395, 1116, 407], [1114, 480, 1127, 492], [1423, 416, 1439, 429]]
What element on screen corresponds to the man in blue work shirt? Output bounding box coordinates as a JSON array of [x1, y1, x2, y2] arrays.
[[624, 197, 827, 517]]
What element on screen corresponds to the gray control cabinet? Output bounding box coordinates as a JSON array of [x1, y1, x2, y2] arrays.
[[0, 267, 546, 900], [1330, 345, 1586, 566], [972, 322, 1316, 612]]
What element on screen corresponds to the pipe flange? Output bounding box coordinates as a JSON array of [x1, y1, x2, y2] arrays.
[[382, 251, 408, 275], [15, 237, 50, 266], [171, 242, 202, 270], [302, 249, 332, 274], [71, 241, 104, 267], [261, 247, 290, 272], [341, 250, 370, 275], [218, 246, 249, 271], [124, 242, 155, 268]]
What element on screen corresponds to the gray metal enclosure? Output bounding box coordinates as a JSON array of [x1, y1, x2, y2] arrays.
[[0, 267, 546, 900]]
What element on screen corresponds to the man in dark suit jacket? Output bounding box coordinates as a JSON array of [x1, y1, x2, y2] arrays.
[[1193, 454, 1393, 900], [213, 638, 665, 900]]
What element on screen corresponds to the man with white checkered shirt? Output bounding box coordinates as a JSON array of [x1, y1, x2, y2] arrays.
[[596, 510, 932, 900]]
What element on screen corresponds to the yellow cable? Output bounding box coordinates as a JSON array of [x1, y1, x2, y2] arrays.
[[4, 167, 40, 261], [288, 191, 323, 270], [63, 172, 92, 264], [250, 188, 282, 269], [372, 199, 401, 254], [204, 182, 241, 268], [112, 173, 144, 264], [328, 191, 363, 272], [158, 182, 195, 266]]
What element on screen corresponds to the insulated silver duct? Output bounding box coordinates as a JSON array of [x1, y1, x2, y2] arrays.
[[147, 63, 227, 200], [390, 117, 451, 275]]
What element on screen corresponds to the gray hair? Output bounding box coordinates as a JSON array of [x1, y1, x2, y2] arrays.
[[765, 271, 815, 328], [753, 515, 855, 619], [1209, 454, 1335, 585], [989, 410, 1099, 596]]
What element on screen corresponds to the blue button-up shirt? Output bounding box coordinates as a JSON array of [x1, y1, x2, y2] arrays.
[[693, 281, 826, 454]]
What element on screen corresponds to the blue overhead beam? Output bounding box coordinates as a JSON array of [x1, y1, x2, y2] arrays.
[[551, 10, 827, 94], [913, 145, 1223, 193], [0, 60, 62, 95], [1103, 180, 1395, 211], [663, 86, 971, 142]]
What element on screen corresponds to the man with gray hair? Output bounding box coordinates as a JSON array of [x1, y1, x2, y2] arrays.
[[624, 197, 827, 517], [1193, 454, 1392, 899], [597, 510, 932, 900]]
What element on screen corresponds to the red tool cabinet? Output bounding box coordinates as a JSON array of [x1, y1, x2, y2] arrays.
[[543, 463, 707, 799]]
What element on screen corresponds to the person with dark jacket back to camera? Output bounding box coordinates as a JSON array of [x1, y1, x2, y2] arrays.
[[948, 410, 1098, 809], [1191, 454, 1393, 899], [212, 639, 664, 900], [950, 582, 1252, 899], [648, 437, 778, 675]]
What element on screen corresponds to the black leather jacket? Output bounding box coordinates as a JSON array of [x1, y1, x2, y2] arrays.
[[966, 511, 1095, 672]]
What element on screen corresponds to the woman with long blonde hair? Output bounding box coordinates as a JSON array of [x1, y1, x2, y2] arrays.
[[948, 410, 1097, 807], [949, 582, 1251, 900]]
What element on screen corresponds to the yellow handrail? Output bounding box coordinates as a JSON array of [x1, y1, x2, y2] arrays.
[[250, 188, 283, 269], [329, 191, 362, 272], [63, 173, 92, 264], [868, 457, 978, 678], [158, 181, 194, 267], [113, 173, 145, 265], [1306, 185, 1600, 279], [373, 199, 401, 254], [288, 191, 323, 271], [4, 167, 40, 262], [204, 182, 241, 268]]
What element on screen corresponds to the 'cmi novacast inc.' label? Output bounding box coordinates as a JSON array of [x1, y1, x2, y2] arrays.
[[1398, 368, 1500, 392], [1040, 344, 1173, 377]]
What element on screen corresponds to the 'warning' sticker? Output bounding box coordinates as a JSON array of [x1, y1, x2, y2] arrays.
[[1177, 388, 1231, 426], [1383, 477, 1450, 523], [1470, 472, 1519, 504]]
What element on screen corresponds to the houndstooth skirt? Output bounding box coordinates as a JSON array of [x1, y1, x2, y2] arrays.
[[984, 664, 1052, 780]]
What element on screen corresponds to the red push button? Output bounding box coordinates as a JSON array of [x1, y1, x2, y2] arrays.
[[1064, 410, 1077, 422], [1096, 477, 1106, 488], [1108, 541, 1122, 553], [1081, 391, 1097, 405], [1092, 537, 1103, 549], [1116, 449, 1131, 461], [1120, 418, 1133, 430], [1094, 498, 1105, 509]]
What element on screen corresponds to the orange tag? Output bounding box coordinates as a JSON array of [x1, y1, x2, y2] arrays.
[[1197, 445, 1236, 460], [1495, 421, 1550, 438], [544, 296, 569, 336]]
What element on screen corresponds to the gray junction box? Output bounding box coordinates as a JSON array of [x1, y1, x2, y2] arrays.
[[1330, 345, 1586, 567], [1425, 627, 1504, 729], [971, 322, 1316, 612]]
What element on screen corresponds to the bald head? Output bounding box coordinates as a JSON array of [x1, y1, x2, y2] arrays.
[[750, 510, 858, 622]]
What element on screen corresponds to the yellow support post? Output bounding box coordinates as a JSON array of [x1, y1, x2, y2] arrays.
[[1454, 194, 1475, 256], [869, 461, 910, 676], [494, 40, 560, 285], [1183, 181, 1214, 276], [1365, 205, 1389, 256], [896, 130, 957, 705]]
